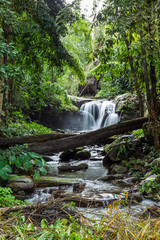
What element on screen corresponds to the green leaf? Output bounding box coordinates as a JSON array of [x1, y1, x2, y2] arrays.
[[28, 152, 43, 159], [23, 161, 32, 170], [15, 158, 21, 168], [41, 219, 48, 229], [27, 223, 34, 231], [9, 156, 16, 163], [33, 171, 40, 180], [0, 170, 8, 180], [39, 167, 47, 175], [37, 231, 50, 240], [4, 165, 12, 173]]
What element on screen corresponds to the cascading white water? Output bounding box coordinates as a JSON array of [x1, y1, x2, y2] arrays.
[[80, 100, 119, 130]]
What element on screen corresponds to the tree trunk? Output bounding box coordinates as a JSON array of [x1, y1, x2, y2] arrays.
[[124, 35, 144, 117], [2, 24, 12, 127], [0, 60, 4, 124], [0, 132, 75, 148], [0, 117, 148, 153], [0, 117, 148, 154], [27, 117, 148, 154]]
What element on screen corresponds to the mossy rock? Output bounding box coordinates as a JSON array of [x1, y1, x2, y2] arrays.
[[74, 150, 91, 160], [36, 176, 79, 187], [59, 147, 84, 161], [59, 149, 76, 161], [7, 175, 35, 193], [110, 164, 128, 174], [104, 136, 141, 163]]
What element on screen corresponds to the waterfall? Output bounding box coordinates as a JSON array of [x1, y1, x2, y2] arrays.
[[80, 100, 119, 130]]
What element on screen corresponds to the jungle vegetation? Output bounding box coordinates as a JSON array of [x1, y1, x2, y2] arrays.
[[1, 1, 160, 239]]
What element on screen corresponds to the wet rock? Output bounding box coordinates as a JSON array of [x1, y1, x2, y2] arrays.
[[115, 93, 140, 121], [125, 177, 139, 184], [97, 174, 124, 181], [74, 150, 91, 160], [104, 136, 141, 163], [60, 149, 76, 161], [116, 180, 134, 187], [7, 175, 35, 193], [103, 155, 113, 165], [17, 190, 26, 196], [104, 142, 122, 162], [58, 163, 88, 172], [110, 164, 128, 174], [97, 175, 116, 181]]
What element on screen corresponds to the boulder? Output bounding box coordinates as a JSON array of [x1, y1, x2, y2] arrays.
[[97, 174, 123, 181], [110, 164, 128, 174], [115, 93, 140, 121], [59, 149, 76, 161], [7, 175, 35, 193], [104, 135, 141, 163], [74, 150, 91, 160], [59, 147, 84, 161]]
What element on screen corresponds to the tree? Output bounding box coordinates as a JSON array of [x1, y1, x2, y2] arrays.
[[96, 0, 160, 149], [0, 0, 86, 123]]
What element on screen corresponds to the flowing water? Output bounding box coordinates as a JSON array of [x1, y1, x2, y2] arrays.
[[27, 145, 157, 218], [79, 100, 119, 130], [28, 145, 125, 203], [27, 99, 158, 218]]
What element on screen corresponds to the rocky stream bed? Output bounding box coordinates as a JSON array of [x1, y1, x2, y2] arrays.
[[8, 143, 160, 220]]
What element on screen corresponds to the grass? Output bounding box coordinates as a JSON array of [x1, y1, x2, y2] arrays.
[[0, 199, 160, 240]]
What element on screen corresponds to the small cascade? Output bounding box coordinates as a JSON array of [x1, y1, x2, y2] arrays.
[[80, 100, 119, 130]]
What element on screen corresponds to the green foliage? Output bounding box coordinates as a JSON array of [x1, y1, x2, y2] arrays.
[[132, 129, 144, 138], [0, 187, 24, 207], [116, 138, 131, 158], [0, 0, 87, 123], [2, 204, 160, 239], [117, 144, 127, 158], [0, 145, 48, 181], [140, 176, 160, 195], [0, 121, 53, 137]]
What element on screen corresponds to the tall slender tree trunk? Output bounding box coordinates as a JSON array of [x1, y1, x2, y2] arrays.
[[140, 22, 159, 150], [0, 57, 4, 124], [2, 24, 12, 127], [124, 35, 144, 117]]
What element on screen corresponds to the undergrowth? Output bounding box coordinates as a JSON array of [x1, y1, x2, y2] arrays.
[[0, 121, 54, 137], [0, 199, 160, 240], [0, 145, 49, 181]]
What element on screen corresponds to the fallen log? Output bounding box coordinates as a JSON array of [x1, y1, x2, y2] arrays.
[[0, 117, 148, 154], [28, 117, 148, 154], [0, 132, 75, 148], [0, 194, 116, 214]]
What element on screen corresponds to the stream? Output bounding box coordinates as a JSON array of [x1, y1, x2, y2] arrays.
[[27, 144, 157, 218], [27, 99, 159, 219]]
